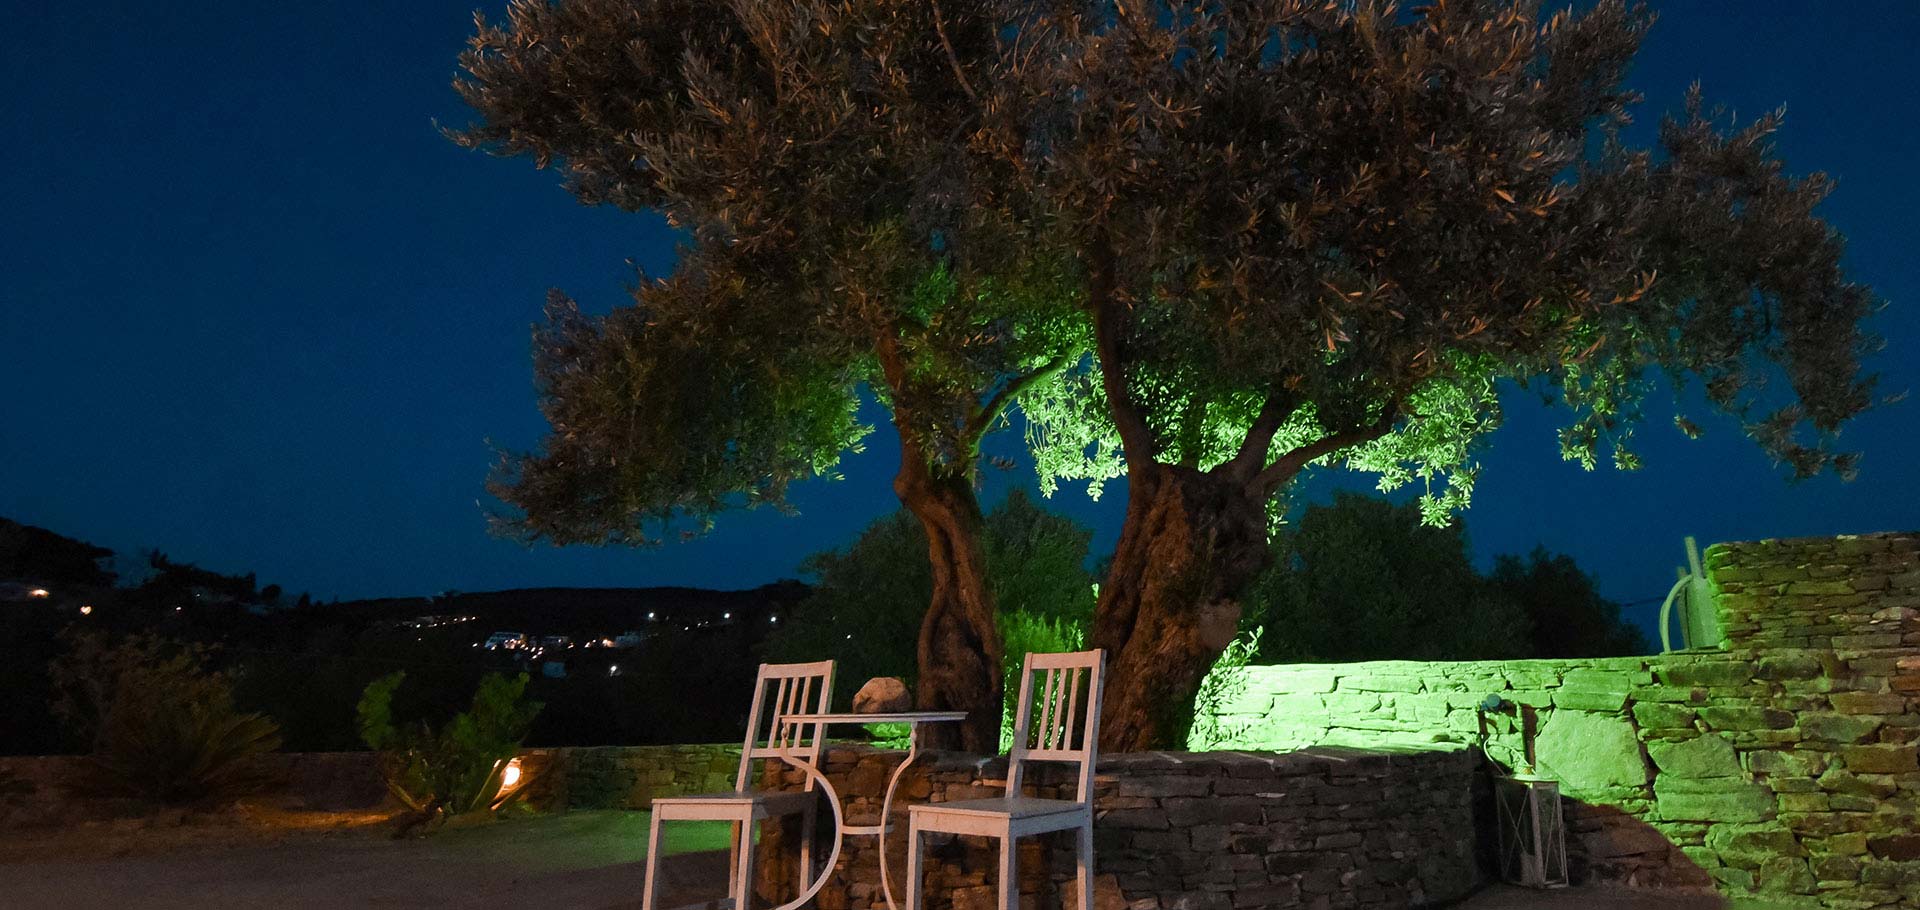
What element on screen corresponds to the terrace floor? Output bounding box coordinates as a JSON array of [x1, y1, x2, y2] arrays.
[[0, 809, 730, 909], [0, 808, 1804, 910]]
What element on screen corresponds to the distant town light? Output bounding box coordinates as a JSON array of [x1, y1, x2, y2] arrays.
[[28, 588, 49, 598], [647, 611, 657, 620], [769, 615, 778, 624], [722, 612, 731, 619], [608, 664, 620, 676], [79, 604, 93, 615]]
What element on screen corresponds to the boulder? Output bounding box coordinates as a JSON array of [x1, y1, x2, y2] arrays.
[[852, 677, 911, 714]]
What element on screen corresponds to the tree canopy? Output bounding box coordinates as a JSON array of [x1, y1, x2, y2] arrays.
[[455, 0, 1879, 748]]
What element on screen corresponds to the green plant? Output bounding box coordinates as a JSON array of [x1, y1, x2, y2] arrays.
[[1187, 628, 1263, 752], [49, 633, 281, 805], [357, 671, 543, 833], [997, 610, 1087, 752]]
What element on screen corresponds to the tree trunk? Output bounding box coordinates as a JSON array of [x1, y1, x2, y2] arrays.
[[1090, 463, 1271, 752], [896, 462, 1005, 753]]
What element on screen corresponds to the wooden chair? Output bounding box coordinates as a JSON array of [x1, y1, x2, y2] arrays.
[[906, 649, 1105, 910], [642, 660, 835, 910]]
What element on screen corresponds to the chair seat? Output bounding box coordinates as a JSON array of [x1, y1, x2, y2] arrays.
[[652, 788, 815, 816], [911, 796, 1086, 821]]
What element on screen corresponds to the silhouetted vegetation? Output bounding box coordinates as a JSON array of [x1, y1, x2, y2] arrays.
[[1250, 494, 1647, 663]]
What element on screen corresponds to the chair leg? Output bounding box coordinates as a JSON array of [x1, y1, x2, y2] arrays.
[[734, 818, 757, 910], [905, 816, 925, 910], [998, 830, 1017, 910], [800, 798, 816, 887], [642, 810, 666, 910], [1075, 822, 1094, 910]]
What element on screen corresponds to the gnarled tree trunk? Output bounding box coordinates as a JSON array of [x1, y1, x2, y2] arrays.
[[896, 456, 1004, 753], [1090, 463, 1271, 752]]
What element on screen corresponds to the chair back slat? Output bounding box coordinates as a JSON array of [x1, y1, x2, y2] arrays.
[[737, 660, 835, 792], [1005, 649, 1104, 804]]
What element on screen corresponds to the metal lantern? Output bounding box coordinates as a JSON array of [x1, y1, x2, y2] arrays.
[[1495, 774, 1568, 889]]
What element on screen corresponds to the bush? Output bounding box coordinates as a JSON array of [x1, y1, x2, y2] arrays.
[[357, 671, 542, 831], [48, 633, 281, 805], [1186, 627, 1263, 751], [996, 610, 1086, 751]]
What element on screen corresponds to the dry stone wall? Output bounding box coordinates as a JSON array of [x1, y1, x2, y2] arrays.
[[1195, 532, 1920, 910], [758, 745, 1480, 910]]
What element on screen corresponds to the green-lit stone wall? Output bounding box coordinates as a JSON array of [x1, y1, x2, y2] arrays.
[[1199, 532, 1920, 910]]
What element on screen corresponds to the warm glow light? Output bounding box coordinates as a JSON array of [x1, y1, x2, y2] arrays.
[[28, 588, 49, 598], [499, 758, 523, 792], [79, 605, 93, 615]]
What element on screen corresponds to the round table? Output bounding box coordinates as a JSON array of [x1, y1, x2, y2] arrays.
[[772, 710, 968, 910]]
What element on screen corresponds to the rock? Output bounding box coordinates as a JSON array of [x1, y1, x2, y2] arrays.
[[1533, 711, 1650, 794], [1647, 735, 1743, 778], [852, 677, 911, 714], [1867, 835, 1920, 862], [1705, 824, 1804, 869], [1840, 745, 1917, 774], [1654, 777, 1776, 823], [1799, 713, 1882, 744], [1063, 873, 1129, 910]]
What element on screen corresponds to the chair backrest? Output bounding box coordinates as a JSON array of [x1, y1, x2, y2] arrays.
[[736, 660, 836, 792], [1006, 649, 1105, 805]]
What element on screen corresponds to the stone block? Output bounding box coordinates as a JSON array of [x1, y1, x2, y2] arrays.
[[1554, 689, 1629, 713], [1828, 692, 1907, 715], [1706, 824, 1805, 869], [1841, 745, 1918, 774], [1533, 711, 1650, 794], [1698, 706, 1794, 731], [1632, 702, 1698, 729], [1799, 713, 1883, 744], [1656, 660, 1756, 688], [1654, 777, 1776, 823], [1647, 735, 1742, 778], [1867, 835, 1920, 862]]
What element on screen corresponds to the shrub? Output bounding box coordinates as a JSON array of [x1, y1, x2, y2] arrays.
[[997, 610, 1087, 751], [1186, 627, 1263, 751], [357, 671, 542, 831], [48, 633, 281, 805]]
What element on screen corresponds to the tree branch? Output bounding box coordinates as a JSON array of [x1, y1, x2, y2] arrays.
[[929, 0, 980, 105], [1219, 393, 1299, 483], [964, 354, 1072, 451], [1089, 236, 1157, 468], [1252, 409, 1399, 495]]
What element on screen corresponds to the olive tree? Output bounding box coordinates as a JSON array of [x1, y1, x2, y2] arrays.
[[453, 0, 1080, 749], [456, 0, 1878, 750]]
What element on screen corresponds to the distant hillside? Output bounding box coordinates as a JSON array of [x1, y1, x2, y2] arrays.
[[325, 580, 811, 636], [0, 517, 116, 589]]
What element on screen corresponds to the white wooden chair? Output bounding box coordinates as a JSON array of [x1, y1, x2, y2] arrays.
[[642, 660, 835, 910], [906, 649, 1105, 910]]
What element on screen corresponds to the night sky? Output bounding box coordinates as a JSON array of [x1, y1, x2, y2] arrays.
[[4, 3, 1916, 636]]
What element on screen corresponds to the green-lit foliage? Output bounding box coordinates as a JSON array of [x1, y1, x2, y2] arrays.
[[1186, 627, 1263, 752], [357, 672, 543, 827], [999, 0, 1874, 509], [50, 633, 282, 806], [996, 610, 1088, 751], [457, 1, 1089, 546], [768, 490, 1096, 703]]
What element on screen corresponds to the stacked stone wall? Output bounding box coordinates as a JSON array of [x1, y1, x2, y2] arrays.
[[1195, 532, 1920, 910], [759, 745, 1480, 910]]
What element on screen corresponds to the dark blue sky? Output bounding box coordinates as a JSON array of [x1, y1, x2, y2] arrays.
[[4, 3, 1916, 635]]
